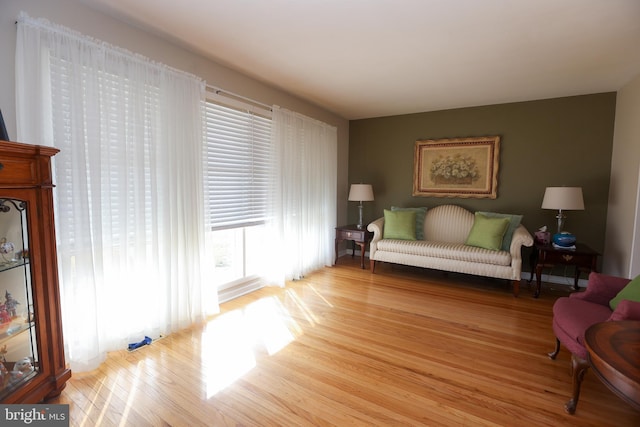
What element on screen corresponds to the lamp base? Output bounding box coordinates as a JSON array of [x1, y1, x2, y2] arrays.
[[555, 211, 566, 235], [357, 203, 364, 229]]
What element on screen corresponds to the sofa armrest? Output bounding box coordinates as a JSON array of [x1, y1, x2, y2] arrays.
[[509, 224, 534, 254], [506, 225, 533, 281], [570, 272, 631, 306], [607, 299, 640, 321], [367, 217, 384, 258]]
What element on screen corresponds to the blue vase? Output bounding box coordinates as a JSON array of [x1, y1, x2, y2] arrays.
[[553, 232, 576, 247]]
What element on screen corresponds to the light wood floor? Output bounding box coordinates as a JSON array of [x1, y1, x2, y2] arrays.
[[50, 256, 640, 426]]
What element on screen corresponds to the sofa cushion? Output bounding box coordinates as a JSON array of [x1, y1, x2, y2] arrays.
[[391, 206, 427, 240], [423, 205, 475, 244], [477, 211, 523, 251], [608, 299, 640, 321], [465, 213, 510, 251], [609, 274, 640, 310], [572, 272, 631, 306], [383, 209, 416, 240], [376, 239, 512, 266]]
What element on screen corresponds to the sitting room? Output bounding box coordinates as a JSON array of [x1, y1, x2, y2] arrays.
[[0, 0, 639, 425]]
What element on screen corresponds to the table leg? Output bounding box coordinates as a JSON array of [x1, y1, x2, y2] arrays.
[[334, 238, 339, 265], [535, 264, 543, 298], [528, 249, 537, 284], [355, 242, 366, 269]]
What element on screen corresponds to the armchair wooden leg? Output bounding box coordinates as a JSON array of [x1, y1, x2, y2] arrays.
[[565, 354, 590, 415], [511, 280, 520, 297], [370, 259, 376, 273], [548, 338, 560, 359]]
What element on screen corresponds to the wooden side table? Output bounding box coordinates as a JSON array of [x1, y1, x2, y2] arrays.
[[585, 321, 640, 411], [335, 225, 373, 269], [528, 243, 599, 298]]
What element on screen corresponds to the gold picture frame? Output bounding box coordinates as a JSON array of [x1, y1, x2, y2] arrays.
[[413, 136, 500, 198]]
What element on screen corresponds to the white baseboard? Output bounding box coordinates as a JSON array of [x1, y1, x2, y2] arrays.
[[218, 277, 265, 303], [525, 272, 588, 288]]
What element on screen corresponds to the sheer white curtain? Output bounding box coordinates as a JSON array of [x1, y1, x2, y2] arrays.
[[15, 13, 215, 372], [268, 108, 337, 283]]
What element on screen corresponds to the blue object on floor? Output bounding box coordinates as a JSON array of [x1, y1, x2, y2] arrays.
[[127, 336, 152, 351]]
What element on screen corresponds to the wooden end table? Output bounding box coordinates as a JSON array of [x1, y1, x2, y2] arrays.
[[528, 243, 599, 298], [335, 225, 373, 269], [585, 321, 640, 411]]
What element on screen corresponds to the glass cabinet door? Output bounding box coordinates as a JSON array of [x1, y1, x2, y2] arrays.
[[0, 198, 38, 399]]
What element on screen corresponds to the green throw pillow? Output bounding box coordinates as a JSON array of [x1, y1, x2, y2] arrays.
[[383, 209, 417, 240], [610, 275, 640, 310], [391, 206, 428, 240], [465, 213, 510, 251], [478, 211, 523, 251]]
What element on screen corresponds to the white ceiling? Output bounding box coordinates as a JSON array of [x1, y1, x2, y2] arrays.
[[82, 0, 640, 120]]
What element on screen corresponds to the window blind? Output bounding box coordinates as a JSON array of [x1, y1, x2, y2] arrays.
[[203, 101, 272, 230], [49, 55, 158, 251]]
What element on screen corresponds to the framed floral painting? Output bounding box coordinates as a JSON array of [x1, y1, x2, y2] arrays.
[[413, 136, 500, 198]]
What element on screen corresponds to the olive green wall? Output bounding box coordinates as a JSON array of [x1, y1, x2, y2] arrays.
[[349, 93, 617, 271]]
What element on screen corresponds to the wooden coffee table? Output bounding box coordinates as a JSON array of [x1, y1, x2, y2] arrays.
[[585, 321, 640, 411]]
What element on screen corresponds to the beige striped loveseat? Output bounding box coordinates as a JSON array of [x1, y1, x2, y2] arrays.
[[367, 204, 534, 296]]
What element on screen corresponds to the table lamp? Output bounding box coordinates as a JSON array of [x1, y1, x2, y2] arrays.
[[348, 184, 374, 229], [541, 186, 584, 238]]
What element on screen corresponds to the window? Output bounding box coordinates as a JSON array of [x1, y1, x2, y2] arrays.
[[203, 97, 272, 300]]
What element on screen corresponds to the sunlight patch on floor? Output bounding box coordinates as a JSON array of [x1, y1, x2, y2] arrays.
[[245, 296, 299, 355], [80, 371, 110, 427], [79, 373, 121, 427], [119, 362, 143, 426], [306, 283, 334, 308], [284, 288, 319, 325], [202, 294, 305, 397]]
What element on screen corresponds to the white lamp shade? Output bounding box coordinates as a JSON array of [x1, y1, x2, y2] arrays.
[[541, 187, 584, 210], [348, 184, 374, 202]]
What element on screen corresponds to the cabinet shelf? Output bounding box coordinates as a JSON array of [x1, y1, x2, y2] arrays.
[[0, 259, 29, 274], [0, 319, 34, 346]]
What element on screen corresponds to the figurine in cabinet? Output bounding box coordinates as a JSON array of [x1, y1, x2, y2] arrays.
[[0, 305, 9, 324], [0, 238, 14, 264], [7, 357, 34, 387], [4, 291, 19, 318], [13, 357, 33, 375]]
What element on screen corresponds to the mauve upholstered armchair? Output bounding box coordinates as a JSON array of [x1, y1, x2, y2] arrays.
[[548, 272, 640, 414]]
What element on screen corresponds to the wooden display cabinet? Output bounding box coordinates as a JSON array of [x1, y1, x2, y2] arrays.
[[0, 140, 71, 403]]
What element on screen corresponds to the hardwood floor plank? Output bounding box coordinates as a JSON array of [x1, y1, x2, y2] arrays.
[[266, 340, 480, 426], [49, 257, 640, 426]]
